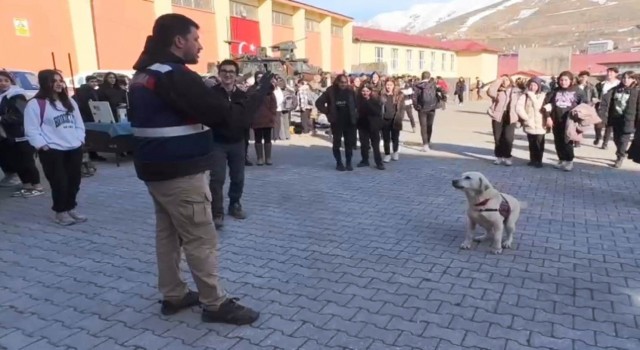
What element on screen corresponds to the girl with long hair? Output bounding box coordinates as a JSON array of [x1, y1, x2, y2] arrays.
[[380, 78, 404, 163], [357, 84, 384, 170], [24, 69, 86, 225], [315, 74, 358, 171], [97, 72, 127, 122]]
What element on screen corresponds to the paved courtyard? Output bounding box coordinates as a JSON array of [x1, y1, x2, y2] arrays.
[[1, 101, 639, 350]]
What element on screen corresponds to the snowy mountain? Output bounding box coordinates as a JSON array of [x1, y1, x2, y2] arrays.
[[364, 0, 640, 52], [364, 0, 504, 33]]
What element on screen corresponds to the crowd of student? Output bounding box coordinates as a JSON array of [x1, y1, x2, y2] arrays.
[[486, 67, 640, 171]]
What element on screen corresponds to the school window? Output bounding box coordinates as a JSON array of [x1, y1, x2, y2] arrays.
[[171, 0, 214, 11], [441, 53, 446, 71], [305, 19, 319, 32], [406, 50, 413, 71], [391, 49, 399, 70], [272, 11, 292, 26], [450, 53, 455, 71], [430, 51, 435, 71], [419, 51, 425, 70], [331, 25, 343, 36], [230, 1, 258, 20], [375, 47, 384, 63]]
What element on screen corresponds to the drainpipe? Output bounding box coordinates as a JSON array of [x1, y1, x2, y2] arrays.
[[90, 0, 101, 69]]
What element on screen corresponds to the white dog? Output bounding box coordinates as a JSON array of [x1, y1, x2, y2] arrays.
[[451, 171, 523, 254]]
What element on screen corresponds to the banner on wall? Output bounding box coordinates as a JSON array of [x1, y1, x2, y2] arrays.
[[230, 17, 261, 56], [13, 18, 30, 37]]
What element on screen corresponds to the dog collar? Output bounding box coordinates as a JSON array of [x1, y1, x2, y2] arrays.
[[474, 198, 491, 207]]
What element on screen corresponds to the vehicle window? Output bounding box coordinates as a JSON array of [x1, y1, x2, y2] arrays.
[[12, 71, 39, 90]]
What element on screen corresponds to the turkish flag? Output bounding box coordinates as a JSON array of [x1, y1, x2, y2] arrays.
[[230, 17, 261, 56]]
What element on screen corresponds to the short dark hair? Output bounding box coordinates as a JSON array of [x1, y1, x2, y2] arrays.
[[85, 75, 98, 82], [218, 59, 239, 74], [421, 71, 431, 80], [152, 14, 199, 49], [578, 71, 590, 77], [607, 67, 619, 74]]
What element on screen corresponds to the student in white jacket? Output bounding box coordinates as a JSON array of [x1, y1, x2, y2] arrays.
[[516, 77, 552, 168], [24, 69, 86, 226]]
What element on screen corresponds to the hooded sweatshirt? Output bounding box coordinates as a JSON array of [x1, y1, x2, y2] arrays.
[[24, 98, 85, 151], [0, 86, 28, 141]]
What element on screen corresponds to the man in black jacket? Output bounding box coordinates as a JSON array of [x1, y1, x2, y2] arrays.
[[129, 14, 273, 325], [208, 60, 249, 229]]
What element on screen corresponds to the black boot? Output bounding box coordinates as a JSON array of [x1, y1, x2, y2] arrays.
[[228, 202, 247, 219]]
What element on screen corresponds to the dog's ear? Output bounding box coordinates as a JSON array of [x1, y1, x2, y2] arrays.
[[479, 176, 491, 192]]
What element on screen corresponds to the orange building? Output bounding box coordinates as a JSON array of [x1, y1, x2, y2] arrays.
[[0, 0, 353, 78]]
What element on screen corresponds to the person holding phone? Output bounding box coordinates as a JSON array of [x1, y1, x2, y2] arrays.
[[487, 75, 524, 166]]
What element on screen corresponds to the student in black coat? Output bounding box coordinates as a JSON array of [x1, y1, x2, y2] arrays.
[[72, 75, 105, 161], [97, 72, 127, 122], [357, 84, 384, 170]]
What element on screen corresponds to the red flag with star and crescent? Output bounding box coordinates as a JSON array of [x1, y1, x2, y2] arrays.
[[230, 17, 261, 56]]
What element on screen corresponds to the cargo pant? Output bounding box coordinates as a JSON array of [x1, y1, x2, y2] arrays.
[[145, 172, 226, 309]]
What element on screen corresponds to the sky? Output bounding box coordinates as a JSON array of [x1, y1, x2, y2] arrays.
[[298, 0, 444, 22]]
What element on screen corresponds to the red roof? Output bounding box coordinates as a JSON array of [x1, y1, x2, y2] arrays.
[[440, 40, 500, 53], [353, 27, 449, 51], [498, 52, 640, 77]]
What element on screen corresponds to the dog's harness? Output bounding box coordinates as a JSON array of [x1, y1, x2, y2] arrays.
[[474, 195, 511, 221]]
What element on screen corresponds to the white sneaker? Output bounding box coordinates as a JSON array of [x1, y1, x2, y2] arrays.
[[0, 174, 20, 187], [55, 212, 76, 226], [422, 144, 430, 152], [391, 152, 399, 161], [493, 158, 503, 165], [68, 210, 88, 223], [503, 158, 513, 166], [383, 155, 391, 163], [563, 161, 573, 172], [554, 161, 565, 169]]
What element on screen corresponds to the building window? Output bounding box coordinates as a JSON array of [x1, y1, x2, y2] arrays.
[[391, 49, 399, 70], [305, 19, 319, 32], [430, 51, 435, 71], [406, 50, 413, 71], [441, 53, 446, 71], [172, 0, 214, 11], [231, 1, 258, 20], [450, 53, 455, 71], [419, 51, 425, 70], [272, 11, 292, 26], [375, 47, 384, 63], [331, 25, 343, 36]]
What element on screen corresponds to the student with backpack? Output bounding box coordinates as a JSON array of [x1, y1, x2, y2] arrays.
[[0, 71, 44, 198], [412, 71, 441, 152], [24, 69, 86, 226]]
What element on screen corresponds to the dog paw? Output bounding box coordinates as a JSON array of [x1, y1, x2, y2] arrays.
[[502, 240, 513, 249], [473, 234, 487, 242], [491, 248, 503, 255], [460, 241, 472, 250]]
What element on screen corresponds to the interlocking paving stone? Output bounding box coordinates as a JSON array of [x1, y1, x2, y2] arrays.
[[2, 101, 640, 349]]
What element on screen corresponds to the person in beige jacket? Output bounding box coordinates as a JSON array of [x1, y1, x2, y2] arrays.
[[487, 75, 524, 166], [516, 77, 551, 168]]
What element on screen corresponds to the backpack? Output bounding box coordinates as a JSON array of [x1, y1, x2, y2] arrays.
[[417, 82, 439, 111], [36, 99, 47, 126]]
